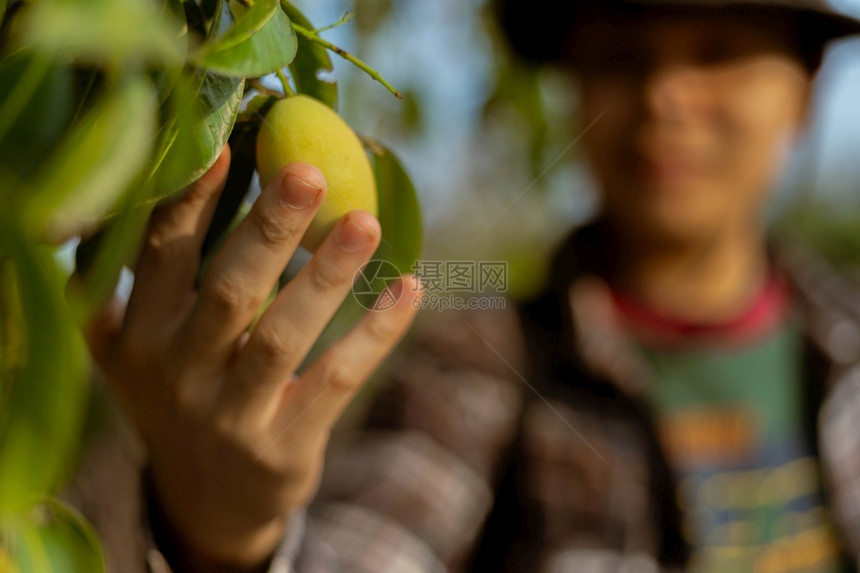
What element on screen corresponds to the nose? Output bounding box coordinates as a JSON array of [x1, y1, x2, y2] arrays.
[[643, 64, 707, 122]]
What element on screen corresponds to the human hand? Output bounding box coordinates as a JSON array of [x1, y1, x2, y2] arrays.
[[86, 146, 422, 570]]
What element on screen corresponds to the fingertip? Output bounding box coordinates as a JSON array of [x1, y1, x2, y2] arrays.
[[337, 211, 381, 252], [208, 144, 232, 180], [280, 162, 326, 194], [391, 273, 421, 298], [218, 143, 231, 165], [348, 210, 382, 240], [185, 144, 231, 199]]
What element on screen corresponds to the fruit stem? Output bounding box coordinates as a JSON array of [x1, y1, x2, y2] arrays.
[[249, 78, 283, 98], [289, 22, 402, 99], [275, 69, 295, 96]]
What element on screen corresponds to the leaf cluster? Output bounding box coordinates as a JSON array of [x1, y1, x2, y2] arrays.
[[0, 1, 421, 568]]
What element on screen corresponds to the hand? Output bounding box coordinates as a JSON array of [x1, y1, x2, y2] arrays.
[[86, 146, 422, 570]]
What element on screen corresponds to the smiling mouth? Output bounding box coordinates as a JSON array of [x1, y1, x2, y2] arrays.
[[642, 157, 697, 179], [635, 150, 707, 185]]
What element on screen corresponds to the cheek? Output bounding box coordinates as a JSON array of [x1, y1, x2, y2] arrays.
[[580, 81, 637, 176], [714, 60, 808, 191]]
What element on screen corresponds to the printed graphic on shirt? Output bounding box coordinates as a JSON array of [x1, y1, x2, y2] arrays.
[[660, 407, 843, 573], [642, 317, 846, 573]]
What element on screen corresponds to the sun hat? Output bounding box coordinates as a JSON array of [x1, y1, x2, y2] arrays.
[[495, 0, 860, 64]]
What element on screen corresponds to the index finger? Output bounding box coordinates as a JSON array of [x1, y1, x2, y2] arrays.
[[184, 163, 326, 364], [126, 146, 232, 333]]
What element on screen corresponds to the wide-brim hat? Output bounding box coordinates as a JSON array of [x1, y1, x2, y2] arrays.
[[496, 0, 860, 63]]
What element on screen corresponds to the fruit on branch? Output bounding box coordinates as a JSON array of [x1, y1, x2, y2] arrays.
[[256, 94, 377, 252]]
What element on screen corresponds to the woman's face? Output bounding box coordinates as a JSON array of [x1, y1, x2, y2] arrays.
[[573, 10, 813, 246]]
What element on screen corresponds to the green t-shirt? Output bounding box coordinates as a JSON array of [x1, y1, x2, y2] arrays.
[[639, 315, 845, 573]]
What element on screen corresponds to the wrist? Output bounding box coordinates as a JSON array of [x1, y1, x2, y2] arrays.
[[143, 467, 288, 572]]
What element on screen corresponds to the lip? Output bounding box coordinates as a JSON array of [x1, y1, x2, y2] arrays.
[[635, 151, 705, 183]]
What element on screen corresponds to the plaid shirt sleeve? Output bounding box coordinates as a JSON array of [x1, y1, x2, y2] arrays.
[[307, 307, 529, 572]]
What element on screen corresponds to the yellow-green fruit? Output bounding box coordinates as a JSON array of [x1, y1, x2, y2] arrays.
[[256, 95, 377, 252]]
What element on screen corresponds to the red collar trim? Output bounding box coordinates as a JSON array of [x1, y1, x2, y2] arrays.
[[610, 273, 792, 347]]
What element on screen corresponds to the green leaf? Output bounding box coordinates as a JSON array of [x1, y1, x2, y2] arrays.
[[364, 139, 423, 274], [183, 0, 210, 38], [234, 92, 277, 124], [207, 0, 232, 41], [202, 4, 297, 78], [151, 77, 209, 197], [0, 227, 88, 515], [189, 70, 245, 182], [152, 70, 244, 198], [70, 199, 152, 322], [203, 0, 277, 54], [24, 75, 157, 242], [2, 520, 49, 573], [0, 54, 73, 184], [151, 0, 190, 106], [3, 499, 104, 572], [21, 0, 184, 69], [0, 258, 22, 420], [281, 1, 337, 109], [201, 121, 261, 262], [147, 1, 243, 196]]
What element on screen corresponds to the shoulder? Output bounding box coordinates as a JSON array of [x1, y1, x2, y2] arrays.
[[779, 244, 860, 321], [777, 244, 860, 366]]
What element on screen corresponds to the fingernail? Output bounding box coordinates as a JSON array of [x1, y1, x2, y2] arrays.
[[281, 173, 322, 209], [337, 213, 380, 252]]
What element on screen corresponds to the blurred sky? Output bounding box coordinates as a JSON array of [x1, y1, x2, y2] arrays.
[[295, 0, 860, 232]]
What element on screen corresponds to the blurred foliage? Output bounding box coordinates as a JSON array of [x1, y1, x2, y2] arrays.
[[353, 0, 391, 36], [774, 202, 860, 270], [282, 2, 337, 109], [0, 0, 420, 568], [2, 499, 103, 572], [365, 137, 423, 276], [339, 0, 586, 300]]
